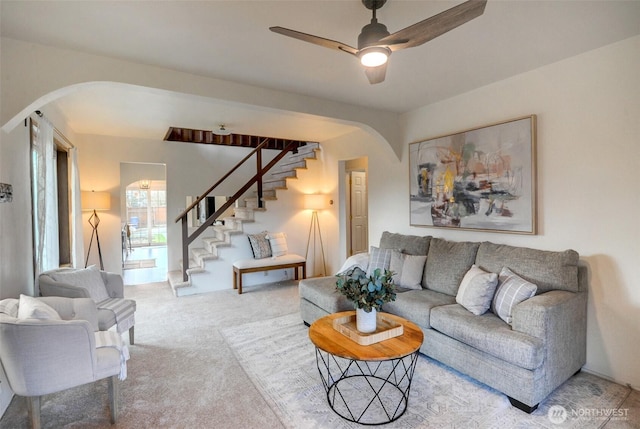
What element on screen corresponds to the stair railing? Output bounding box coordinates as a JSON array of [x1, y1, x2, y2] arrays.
[[174, 138, 301, 282]]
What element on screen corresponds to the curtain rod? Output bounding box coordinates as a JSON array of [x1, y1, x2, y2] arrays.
[[32, 110, 75, 150]]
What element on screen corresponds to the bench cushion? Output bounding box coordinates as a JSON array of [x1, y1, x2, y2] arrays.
[[233, 254, 305, 270]]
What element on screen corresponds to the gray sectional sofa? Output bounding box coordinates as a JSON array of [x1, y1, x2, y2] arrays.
[[298, 231, 587, 413]]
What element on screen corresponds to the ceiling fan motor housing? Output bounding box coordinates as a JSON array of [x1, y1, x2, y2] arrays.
[[358, 21, 390, 49]]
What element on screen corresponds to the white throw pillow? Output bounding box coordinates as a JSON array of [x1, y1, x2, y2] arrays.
[[266, 232, 288, 257], [491, 267, 538, 324], [336, 252, 370, 275], [18, 295, 61, 320], [50, 266, 110, 302], [389, 250, 427, 290], [456, 265, 499, 315]]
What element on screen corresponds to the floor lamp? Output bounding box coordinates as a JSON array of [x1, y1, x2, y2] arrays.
[[82, 190, 111, 270], [304, 194, 327, 277]]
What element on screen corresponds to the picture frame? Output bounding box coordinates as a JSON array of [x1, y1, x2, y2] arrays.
[[409, 115, 537, 234]]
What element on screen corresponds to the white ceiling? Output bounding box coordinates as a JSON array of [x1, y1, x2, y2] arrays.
[[2, 0, 639, 141]]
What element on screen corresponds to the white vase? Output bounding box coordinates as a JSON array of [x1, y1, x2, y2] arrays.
[[356, 308, 377, 333]]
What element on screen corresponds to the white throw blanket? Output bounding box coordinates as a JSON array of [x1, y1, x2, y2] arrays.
[[95, 330, 130, 380]]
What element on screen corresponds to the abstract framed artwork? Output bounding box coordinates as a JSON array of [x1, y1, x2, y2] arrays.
[[409, 115, 537, 234]]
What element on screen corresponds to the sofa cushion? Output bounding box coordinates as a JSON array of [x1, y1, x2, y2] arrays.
[[456, 265, 499, 315], [299, 277, 353, 314], [430, 304, 544, 370], [49, 266, 110, 302], [379, 231, 431, 256], [366, 246, 393, 277], [492, 267, 537, 325], [475, 242, 580, 293], [389, 250, 427, 290], [382, 289, 456, 329], [424, 238, 480, 296], [0, 298, 19, 317]]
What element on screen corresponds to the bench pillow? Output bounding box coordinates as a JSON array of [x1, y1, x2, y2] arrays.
[[424, 238, 480, 296], [266, 232, 288, 257], [50, 266, 110, 302], [248, 232, 272, 259], [476, 242, 579, 293]]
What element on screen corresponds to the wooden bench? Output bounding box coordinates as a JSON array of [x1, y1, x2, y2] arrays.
[[232, 254, 306, 294]]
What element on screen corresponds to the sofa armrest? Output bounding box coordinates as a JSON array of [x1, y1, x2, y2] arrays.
[[39, 276, 91, 299], [102, 271, 124, 298], [512, 290, 587, 386], [37, 297, 99, 331], [512, 290, 585, 340]]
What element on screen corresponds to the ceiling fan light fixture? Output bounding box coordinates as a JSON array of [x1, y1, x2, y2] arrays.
[[214, 124, 231, 136], [359, 47, 389, 67]]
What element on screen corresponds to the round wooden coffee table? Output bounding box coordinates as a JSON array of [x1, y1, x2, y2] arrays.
[[309, 311, 424, 425]]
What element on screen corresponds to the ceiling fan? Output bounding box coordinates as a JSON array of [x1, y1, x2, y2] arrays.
[[270, 0, 487, 84]]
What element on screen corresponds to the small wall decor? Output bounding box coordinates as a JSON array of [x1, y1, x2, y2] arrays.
[[0, 183, 13, 203], [409, 115, 536, 234]]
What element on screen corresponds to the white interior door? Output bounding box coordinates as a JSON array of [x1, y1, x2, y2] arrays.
[[350, 171, 368, 255]]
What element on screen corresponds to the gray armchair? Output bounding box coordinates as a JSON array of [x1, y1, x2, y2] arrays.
[[39, 267, 136, 344], [0, 296, 124, 428]]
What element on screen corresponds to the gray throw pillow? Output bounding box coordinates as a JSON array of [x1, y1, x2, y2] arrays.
[[491, 267, 538, 325], [390, 250, 427, 290], [456, 265, 498, 315], [366, 246, 393, 278]]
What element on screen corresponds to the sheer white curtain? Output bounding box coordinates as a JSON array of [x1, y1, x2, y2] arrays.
[[69, 147, 85, 267], [31, 116, 59, 278]]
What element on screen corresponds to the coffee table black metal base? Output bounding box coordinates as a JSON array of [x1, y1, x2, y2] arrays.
[[314, 348, 421, 425]]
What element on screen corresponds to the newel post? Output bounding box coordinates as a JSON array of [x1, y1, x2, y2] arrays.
[[256, 147, 263, 209]]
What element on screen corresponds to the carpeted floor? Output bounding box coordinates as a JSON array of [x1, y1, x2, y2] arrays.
[[1, 280, 637, 428]]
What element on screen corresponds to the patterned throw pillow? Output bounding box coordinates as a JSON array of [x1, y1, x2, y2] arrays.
[[491, 267, 538, 324], [389, 250, 427, 290], [366, 246, 393, 278], [456, 265, 499, 315], [17, 295, 61, 320], [50, 266, 110, 302], [266, 232, 288, 257], [247, 232, 272, 259]]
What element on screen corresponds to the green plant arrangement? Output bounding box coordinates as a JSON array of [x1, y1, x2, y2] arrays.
[[336, 267, 397, 313]]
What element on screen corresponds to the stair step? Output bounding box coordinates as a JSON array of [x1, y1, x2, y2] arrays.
[[269, 170, 298, 180]]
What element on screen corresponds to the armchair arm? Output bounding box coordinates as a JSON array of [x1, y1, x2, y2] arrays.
[[0, 319, 97, 396], [39, 274, 91, 299], [102, 271, 124, 299], [37, 297, 99, 331]]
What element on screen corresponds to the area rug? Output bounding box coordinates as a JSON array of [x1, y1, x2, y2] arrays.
[[221, 314, 631, 429]]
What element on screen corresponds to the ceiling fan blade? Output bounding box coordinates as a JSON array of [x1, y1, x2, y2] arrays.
[[380, 0, 487, 51], [270, 26, 358, 56], [364, 63, 387, 84]]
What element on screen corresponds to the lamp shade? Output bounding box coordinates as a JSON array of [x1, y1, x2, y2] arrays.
[[304, 194, 326, 211], [81, 191, 111, 211]]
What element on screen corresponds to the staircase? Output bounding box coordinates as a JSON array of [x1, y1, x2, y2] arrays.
[[168, 142, 320, 296]]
